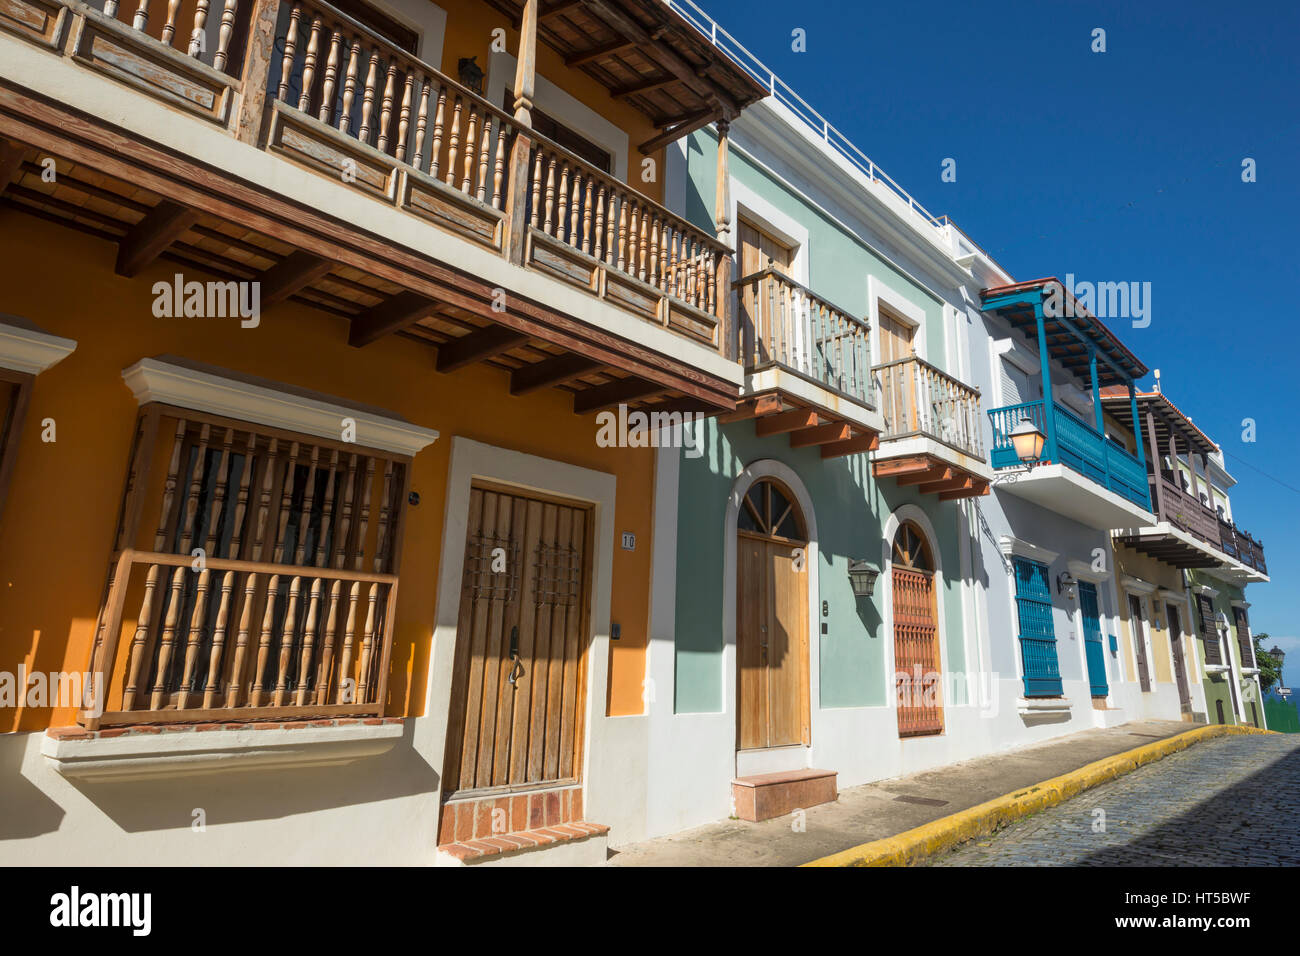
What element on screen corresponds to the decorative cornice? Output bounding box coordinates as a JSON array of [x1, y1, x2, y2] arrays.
[[1067, 559, 1110, 584], [0, 315, 76, 376], [1192, 583, 1220, 599], [1121, 575, 1159, 596], [998, 535, 1059, 565], [121, 358, 439, 458]]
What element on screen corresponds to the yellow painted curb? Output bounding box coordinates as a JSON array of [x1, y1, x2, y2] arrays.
[[802, 724, 1274, 867]]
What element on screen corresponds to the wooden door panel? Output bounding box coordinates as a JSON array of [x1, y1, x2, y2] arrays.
[[737, 534, 768, 750], [1129, 594, 1150, 691], [767, 542, 806, 747], [445, 487, 591, 797], [892, 566, 942, 736]]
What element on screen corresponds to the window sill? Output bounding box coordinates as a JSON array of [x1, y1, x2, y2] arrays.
[[1017, 697, 1072, 716], [41, 718, 405, 781]]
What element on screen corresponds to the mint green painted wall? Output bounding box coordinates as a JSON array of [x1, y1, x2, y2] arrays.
[[672, 417, 967, 714], [682, 129, 947, 362], [1186, 570, 1248, 724]]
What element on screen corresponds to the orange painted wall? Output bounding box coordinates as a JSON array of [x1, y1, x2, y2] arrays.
[[439, 0, 666, 205], [0, 214, 652, 731]]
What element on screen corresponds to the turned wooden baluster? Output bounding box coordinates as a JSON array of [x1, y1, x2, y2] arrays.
[[638, 207, 649, 282], [105, 0, 119, 17], [225, 432, 257, 560], [160, 0, 181, 45], [294, 579, 323, 705], [313, 580, 343, 704], [529, 151, 544, 228], [604, 190, 617, 265], [658, 221, 668, 294], [355, 583, 379, 704], [178, 424, 211, 555], [338, 37, 361, 134], [271, 576, 302, 706], [412, 80, 431, 171], [277, 5, 301, 103], [318, 27, 342, 125], [250, 575, 282, 706], [492, 121, 508, 209], [668, 231, 680, 298], [313, 449, 341, 567], [372, 461, 395, 573], [628, 201, 640, 276], [213, 0, 238, 71], [297, 15, 323, 114], [542, 154, 556, 234], [617, 195, 628, 271], [292, 445, 321, 566], [203, 428, 235, 559], [581, 178, 595, 255], [358, 50, 380, 143], [593, 185, 606, 260], [175, 568, 213, 708], [250, 438, 278, 561], [121, 418, 187, 711], [477, 116, 492, 203], [460, 106, 480, 194], [149, 568, 188, 710], [333, 454, 359, 569], [352, 458, 376, 572], [445, 96, 463, 186], [199, 570, 236, 709], [396, 73, 414, 163], [555, 161, 570, 243], [227, 573, 259, 707], [568, 170, 582, 248], [187, 0, 211, 58], [132, 0, 153, 33], [376, 62, 398, 153], [335, 581, 361, 703], [648, 215, 660, 288], [429, 86, 447, 178], [706, 250, 716, 315]]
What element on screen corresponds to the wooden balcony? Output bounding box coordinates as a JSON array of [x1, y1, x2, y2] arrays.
[[871, 356, 989, 500], [728, 268, 881, 459], [0, 0, 766, 414]]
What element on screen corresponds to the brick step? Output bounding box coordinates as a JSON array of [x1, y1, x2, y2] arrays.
[[438, 821, 609, 865], [732, 768, 837, 822]]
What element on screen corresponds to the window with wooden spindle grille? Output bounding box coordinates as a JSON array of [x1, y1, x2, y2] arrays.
[[0, 368, 34, 525], [84, 404, 410, 728]]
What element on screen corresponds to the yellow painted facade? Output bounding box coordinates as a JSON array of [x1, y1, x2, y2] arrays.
[[0, 215, 654, 732]]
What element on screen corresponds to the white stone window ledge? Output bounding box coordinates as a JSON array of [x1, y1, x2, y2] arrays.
[[1017, 697, 1072, 715], [42, 719, 404, 781]]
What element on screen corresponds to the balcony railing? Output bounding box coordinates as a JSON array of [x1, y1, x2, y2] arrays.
[[988, 400, 1151, 511], [1154, 472, 1222, 543], [873, 356, 983, 458], [1219, 518, 1267, 574], [733, 268, 871, 404]]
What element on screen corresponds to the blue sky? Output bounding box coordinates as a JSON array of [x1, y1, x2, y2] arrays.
[[701, 0, 1299, 683]]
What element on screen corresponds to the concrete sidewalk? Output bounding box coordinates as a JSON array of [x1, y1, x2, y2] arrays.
[[607, 719, 1196, 867]]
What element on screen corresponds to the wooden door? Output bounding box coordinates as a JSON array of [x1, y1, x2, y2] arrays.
[[1079, 582, 1109, 698], [737, 219, 795, 367], [892, 522, 942, 736], [443, 484, 592, 796], [1128, 593, 1151, 691], [877, 308, 916, 432], [1167, 603, 1192, 715], [736, 478, 809, 750]]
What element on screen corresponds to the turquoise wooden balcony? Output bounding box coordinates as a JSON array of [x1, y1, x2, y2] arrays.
[[989, 400, 1151, 511]]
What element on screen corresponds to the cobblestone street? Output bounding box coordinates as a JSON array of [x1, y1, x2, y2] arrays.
[[933, 735, 1300, 866]]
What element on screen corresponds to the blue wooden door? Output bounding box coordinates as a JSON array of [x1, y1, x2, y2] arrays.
[[1078, 582, 1108, 697], [1012, 558, 1062, 697]]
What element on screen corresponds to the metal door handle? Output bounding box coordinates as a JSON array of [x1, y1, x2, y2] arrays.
[[507, 626, 524, 687]]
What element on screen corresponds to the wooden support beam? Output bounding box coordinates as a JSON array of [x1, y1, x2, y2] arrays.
[[716, 395, 781, 423], [897, 464, 951, 488], [510, 353, 602, 395], [0, 139, 24, 195], [919, 474, 973, 495], [821, 434, 878, 459], [348, 290, 440, 347], [115, 200, 200, 277], [572, 377, 666, 414], [540, 0, 583, 20], [639, 111, 722, 155], [258, 251, 333, 307], [940, 480, 990, 501], [640, 398, 722, 416], [610, 74, 678, 100], [565, 38, 636, 67], [789, 422, 851, 448], [754, 407, 817, 437], [871, 455, 934, 479], [436, 325, 529, 373]]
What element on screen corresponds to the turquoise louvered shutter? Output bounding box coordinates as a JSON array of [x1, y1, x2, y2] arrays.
[[1013, 558, 1063, 697], [1078, 581, 1109, 697]]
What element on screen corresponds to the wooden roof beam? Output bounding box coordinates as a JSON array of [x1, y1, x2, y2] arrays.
[[348, 290, 440, 347], [565, 37, 636, 67], [789, 421, 851, 448], [436, 324, 530, 373], [716, 395, 782, 423], [115, 200, 200, 277], [573, 376, 667, 413], [610, 74, 679, 100], [258, 251, 334, 307], [0, 139, 24, 195], [540, 0, 583, 20], [510, 353, 602, 395], [897, 464, 951, 487], [639, 109, 721, 155], [755, 407, 817, 436], [821, 433, 878, 459]]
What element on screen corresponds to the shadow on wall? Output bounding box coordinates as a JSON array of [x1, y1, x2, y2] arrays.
[[0, 722, 440, 844]]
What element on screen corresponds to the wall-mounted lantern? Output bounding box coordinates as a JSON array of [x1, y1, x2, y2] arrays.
[[1056, 571, 1077, 600], [1010, 417, 1047, 464], [458, 56, 485, 94], [848, 560, 880, 598]]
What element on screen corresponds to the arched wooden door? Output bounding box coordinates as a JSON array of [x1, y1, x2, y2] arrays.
[[736, 478, 810, 750], [892, 522, 943, 737]]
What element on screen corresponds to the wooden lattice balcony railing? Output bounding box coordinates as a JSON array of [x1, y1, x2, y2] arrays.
[[732, 268, 871, 404], [872, 355, 983, 459], [82, 407, 408, 728]]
